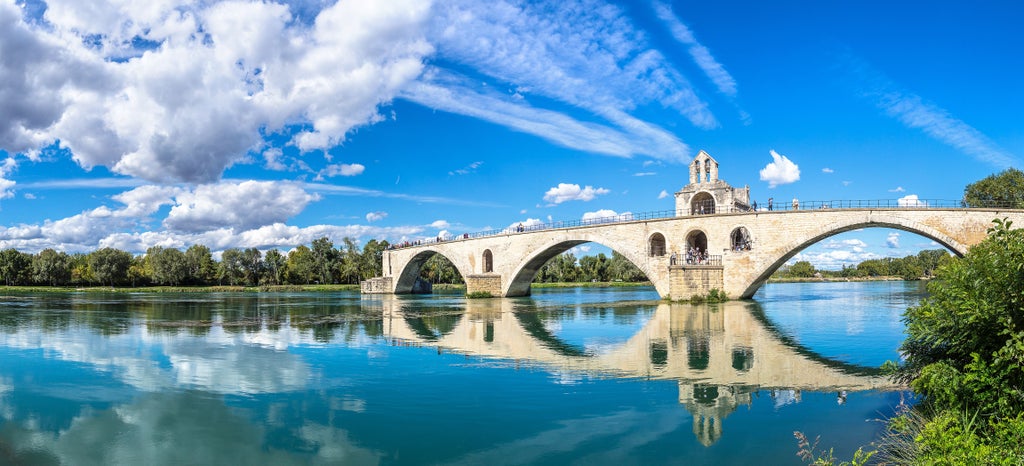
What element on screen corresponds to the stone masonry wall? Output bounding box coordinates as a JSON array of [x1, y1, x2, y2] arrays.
[[669, 265, 724, 300], [465, 274, 502, 297]]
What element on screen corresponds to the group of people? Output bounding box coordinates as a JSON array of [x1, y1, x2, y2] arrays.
[[669, 248, 712, 266]]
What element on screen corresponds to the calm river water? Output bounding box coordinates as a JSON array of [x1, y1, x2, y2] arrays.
[[0, 281, 922, 465]]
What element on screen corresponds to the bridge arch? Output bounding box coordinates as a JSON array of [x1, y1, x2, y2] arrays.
[[505, 235, 662, 297], [393, 249, 471, 294], [738, 214, 968, 298], [691, 191, 715, 215]]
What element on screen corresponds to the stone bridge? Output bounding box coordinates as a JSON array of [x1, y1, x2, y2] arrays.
[[363, 206, 1024, 300]]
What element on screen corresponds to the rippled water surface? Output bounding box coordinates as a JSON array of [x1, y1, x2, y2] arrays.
[[0, 282, 922, 465]]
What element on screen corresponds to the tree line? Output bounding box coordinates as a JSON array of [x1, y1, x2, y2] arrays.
[[776, 249, 952, 281], [0, 237, 390, 287]]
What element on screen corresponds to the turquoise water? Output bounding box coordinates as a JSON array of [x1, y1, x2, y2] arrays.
[[0, 282, 921, 464]]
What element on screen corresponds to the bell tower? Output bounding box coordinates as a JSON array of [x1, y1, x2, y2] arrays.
[[675, 150, 750, 215]]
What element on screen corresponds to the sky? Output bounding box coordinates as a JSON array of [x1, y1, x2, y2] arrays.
[[0, 0, 1021, 270]]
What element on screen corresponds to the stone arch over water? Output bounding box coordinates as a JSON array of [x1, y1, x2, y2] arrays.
[[737, 215, 967, 298], [504, 236, 659, 297], [393, 249, 470, 294]]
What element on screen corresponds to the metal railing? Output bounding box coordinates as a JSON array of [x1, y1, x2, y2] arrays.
[[387, 199, 1021, 250]]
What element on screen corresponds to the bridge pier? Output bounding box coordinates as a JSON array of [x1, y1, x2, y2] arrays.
[[669, 265, 724, 301], [465, 274, 503, 297]]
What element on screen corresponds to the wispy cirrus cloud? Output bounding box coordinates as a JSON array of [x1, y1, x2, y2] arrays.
[[651, 1, 737, 98], [844, 54, 1018, 169]]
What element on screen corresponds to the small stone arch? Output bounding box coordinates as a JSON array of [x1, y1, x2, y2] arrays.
[[649, 233, 667, 257], [730, 227, 752, 251], [691, 192, 715, 215], [482, 249, 493, 273], [686, 230, 708, 255], [393, 249, 467, 294]]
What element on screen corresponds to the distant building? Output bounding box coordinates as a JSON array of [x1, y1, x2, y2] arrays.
[[675, 150, 751, 216]]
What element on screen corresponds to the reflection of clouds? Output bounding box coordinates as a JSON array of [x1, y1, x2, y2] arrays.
[[0, 323, 328, 395], [0, 392, 382, 465]]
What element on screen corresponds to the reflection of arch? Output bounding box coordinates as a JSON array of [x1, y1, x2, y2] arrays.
[[732, 347, 754, 372], [688, 336, 710, 370], [506, 238, 654, 297], [691, 192, 715, 215], [649, 233, 666, 257], [404, 312, 464, 341], [686, 230, 708, 254], [515, 311, 589, 357], [394, 250, 465, 294], [730, 227, 751, 251], [482, 249, 493, 273]]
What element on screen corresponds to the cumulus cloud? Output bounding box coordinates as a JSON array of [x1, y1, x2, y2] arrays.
[[365, 211, 387, 222], [164, 181, 319, 232], [759, 149, 800, 188], [582, 209, 632, 222], [897, 194, 927, 207], [0, 0, 434, 184], [506, 218, 544, 232], [658, 190, 669, 199], [430, 220, 450, 230], [889, 186, 905, 193], [822, 167, 834, 174], [822, 238, 868, 253], [316, 163, 365, 180], [887, 232, 900, 248], [543, 183, 610, 204]]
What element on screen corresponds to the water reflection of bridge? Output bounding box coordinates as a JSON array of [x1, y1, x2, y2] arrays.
[[366, 296, 899, 446]]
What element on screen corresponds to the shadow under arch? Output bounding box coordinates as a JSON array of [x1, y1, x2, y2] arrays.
[[505, 238, 657, 297], [740, 218, 966, 298], [514, 311, 590, 357], [393, 249, 467, 294], [403, 306, 464, 341]]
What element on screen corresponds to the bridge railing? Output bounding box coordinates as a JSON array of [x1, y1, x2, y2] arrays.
[[387, 199, 1019, 250]]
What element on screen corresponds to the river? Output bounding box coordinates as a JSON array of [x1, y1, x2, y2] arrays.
[[0, 281, 922, 465]]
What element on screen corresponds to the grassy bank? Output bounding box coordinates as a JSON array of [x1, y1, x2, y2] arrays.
[[531, 281, 652, 289], [0, 284, 361, 293], [767, 275, 915, 284]]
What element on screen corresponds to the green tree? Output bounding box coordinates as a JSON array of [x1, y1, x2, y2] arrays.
[[897, 219, 1024, 420], [338, 237, 362, 284], [360, 239, 389, 279], [68, 253, 93, 284], [286, 245, 315, 284], [219, 248, 245, 285], [32, 248, 70, 286], [421, 254, 463, 284], [240, 248, 263, 285], [88, 248, 133, 287], [578, 254, 609, 282], [606, 251, 645, 282], [963, 168, 1024, 208], [185, 245, 216, 285], [787, 260, 817, 278], [0, 249, 32, 285], [263, 249, 286, 285], [147, 247, 188, 286], [311, 237, 338, 284]]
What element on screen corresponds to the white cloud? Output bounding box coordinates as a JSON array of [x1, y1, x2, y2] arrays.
[[582, 209, 632, 222], [506, 218, 544, 232], [365, 211, 387, 222], [657, 190, 669, 199], [164, 181, 319, 232], [543, 183, 610, 204], [822, 167, 834, 174], [519, 209, 527, 214], [822, 238, 868, 253], [316, 163, 365, 180], [449, 161, 483, 176], [633, 172, 656, 177], [887, 232, 900, 248], [651, 1, 737, 98], [897, 194, 927, 207], [759, 150, 800, 188], [846, 55, 1018, 168], [791, 250, 882, 271], [430, 220, 450, 230], [889, 186, 905, 193]]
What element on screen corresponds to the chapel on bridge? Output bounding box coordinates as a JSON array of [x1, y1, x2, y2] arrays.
[[674, 150, 751, 215]]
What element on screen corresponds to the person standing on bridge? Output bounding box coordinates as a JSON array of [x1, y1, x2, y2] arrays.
[[768, 197, 773, 211]]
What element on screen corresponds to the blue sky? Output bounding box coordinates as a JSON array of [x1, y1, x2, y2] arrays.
[[0, 0, 1021, 269]]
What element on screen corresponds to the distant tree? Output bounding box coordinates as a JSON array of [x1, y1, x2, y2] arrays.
[[787, 260, 817, 278], [0, 248, 32, 285], [32, 248, 70, 286], [421, 254, 463, 284], [263, 249, 286, 285], [579, 254, 609, 282], [311, 237, 339, 284], [68, 253, 93, 284], [360, 239, 389, 279], [286, 245, 315, 284], [185, 245, 216, 285], [219, 248, 245, 285], [240, 248, 263, 285], [606, 252, 645, 282], [963, 168, 1024, 208], [338, 237, 362, 284], [147, 247, 188, 286], [89, 248, 133, 287]]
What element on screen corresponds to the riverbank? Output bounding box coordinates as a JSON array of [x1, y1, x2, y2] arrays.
[[0, 284, 361, 293], [767, 275, 917, 284]]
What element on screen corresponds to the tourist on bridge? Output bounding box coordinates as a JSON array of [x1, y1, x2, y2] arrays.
[[768, 197, 773, 211]]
